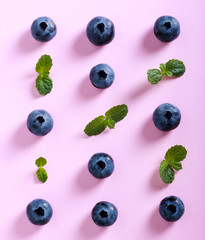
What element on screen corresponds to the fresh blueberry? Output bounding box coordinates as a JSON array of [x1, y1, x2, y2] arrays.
[[27, 109, 54, 136], [26, 198, 53, 225], [31, 16, 57, 42], [153, 103, 181, 131], [159, 196, 184, 222], [154, 16, 180, 42], [86, 16, 115, 46], [92, 201, 118, 226], [88, 153, 114, 179], [89, 64, 115, 89]]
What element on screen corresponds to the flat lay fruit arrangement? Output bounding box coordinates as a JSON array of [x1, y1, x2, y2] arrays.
[[1, 0, 204, 239]]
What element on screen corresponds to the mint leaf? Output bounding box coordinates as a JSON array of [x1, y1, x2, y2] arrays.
[[172, 162, 182, 171], [106, 118, 115, 129], [159, 64, 166, 75], [36, 74, 53, 95], [84, 115, 107, 136], [35, 54, 52, 74], [35, 157, 47, 167], [160, 145, 187, 184], [163, 59, 185, 77], [84, 104, 128, 136], [147, 69, 163, 84], [165, 145, 187, 164], [105, 104, 128, 123], [36, 168, 48, 183], [160, 160, 175, 184], [147, 59, 185, 84]]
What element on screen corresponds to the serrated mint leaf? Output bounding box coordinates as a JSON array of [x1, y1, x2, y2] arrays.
[[165, 145, 187, 164], [172, 162, 182, 171], [164, 59, 185, 77], [36, 167, 48, 183], [36, 74, 53, 95], [84, 115, 107, 136], [35, 157, 47, 167], [107, 118, 115, 129], [147, 69, 163, 84], [160, 160, 175, 184], [105, 104, 128, 123], [35, 54, 53, 74]]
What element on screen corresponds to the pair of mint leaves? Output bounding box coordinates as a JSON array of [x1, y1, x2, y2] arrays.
[[147, 59, 185, 84], [35, 55, 53, 95], [35, 157, 48, 183], [160, 145, 187, 184], [84, 104, 128, 136]]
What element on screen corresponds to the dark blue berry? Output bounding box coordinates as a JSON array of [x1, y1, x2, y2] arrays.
[[153, 103, 181, 131], [88, 153, 114, 179], [27, 109, 54, 136], [86, 16, 115, 46], [154, 16, 180, 42], [31, 16, 57, 42], [92, 201, 118, 226], [159, 196, 184, 222], [89, 64, 115, 89], [26, 199, 53, 225]]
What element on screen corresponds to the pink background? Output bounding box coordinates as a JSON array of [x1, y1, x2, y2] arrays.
[[1, 0, 205, 239]]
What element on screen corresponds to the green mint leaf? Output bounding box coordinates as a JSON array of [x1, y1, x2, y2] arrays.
[[163, 59, 185, 77], [35, 157, 47, 167], [147, 69, 163, 84], [106, 118, 115, 129], [159, 64, 166, 75], [160, 160, 175, 184], [165, 145, 187, 164], [172, 162, 182, 171], [36, 168, 48, 183], [105, 104, 128, 123], [35, 54, 53, 74], [36, 74, 53, 95], [84, 115, 107, 136]]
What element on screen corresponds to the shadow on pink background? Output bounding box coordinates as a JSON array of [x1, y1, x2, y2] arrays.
[[73, 31, 101, 57], [18, 30, 44, 52], [141, 27, 167, 53], [15, 211, 40, 238]]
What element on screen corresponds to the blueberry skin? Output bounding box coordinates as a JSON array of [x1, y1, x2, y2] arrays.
[[27, 109, 54, 136], [26, 199, 53, 225], [159, 196, 184, 222], [86, 16, 115, 46], [92, 201, 118, 226], [154, 16, 180, 42], [88, 153, 114, 179], [90, 64, 115, 89], [153, 103, 181, 131], [31, 16, 57, 42]]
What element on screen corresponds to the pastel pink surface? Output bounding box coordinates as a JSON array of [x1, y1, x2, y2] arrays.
[[0, 0, 205, 239]]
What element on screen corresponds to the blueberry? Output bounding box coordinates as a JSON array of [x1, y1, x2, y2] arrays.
[[159, 196, 184, 222], [31, 16, 57, 42], [92, 201, 118, 226], [26, 198, 53, 225], [89, 64, 115, 89], [88, 153, 114, 179], [153, 103, 181, 131], [86, 16, 115, 46], [27, 109, 54, 136], [154, 16, 180, 42]]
